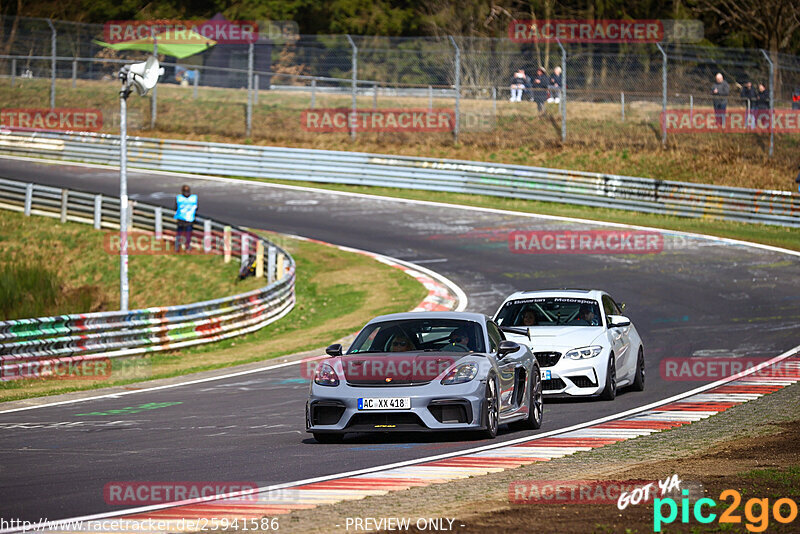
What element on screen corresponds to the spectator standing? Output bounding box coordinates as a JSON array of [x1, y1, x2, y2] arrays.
[[740, 79, 757, 128], [509, 69, 525, 102], [174, 184, 198, 253], [755, 83, 770, 127], [711, 73, 730, 128], [548, 66, 562, 103], [531, 67, 548, 112], [792, 85, 800, 110], [795, 166, 800, 194]]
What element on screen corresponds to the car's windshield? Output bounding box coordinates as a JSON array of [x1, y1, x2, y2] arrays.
[[348, 318, 486, 354], [495, 297, 602, 327]]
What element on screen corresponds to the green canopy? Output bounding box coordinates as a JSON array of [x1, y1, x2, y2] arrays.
[[94, 30, 216, 59]]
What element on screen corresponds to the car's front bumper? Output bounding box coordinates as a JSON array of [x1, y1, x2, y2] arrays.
[[306, 379, 487, 433], [541, 356, 606, 397]]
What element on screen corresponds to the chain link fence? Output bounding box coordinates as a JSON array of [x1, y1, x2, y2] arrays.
[[1, 16, 799, 158]]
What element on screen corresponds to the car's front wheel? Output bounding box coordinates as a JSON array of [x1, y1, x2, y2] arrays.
[[599, 354, 617, 401], [313, 432, 344, 444], [511, 370, 543, 430], [478, 377, 499, 439]]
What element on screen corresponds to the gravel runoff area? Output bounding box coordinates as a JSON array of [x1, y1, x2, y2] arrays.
[[275, 381, 800, 534]]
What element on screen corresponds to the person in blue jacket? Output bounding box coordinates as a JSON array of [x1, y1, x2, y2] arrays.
[[174, 184, 198, 252]]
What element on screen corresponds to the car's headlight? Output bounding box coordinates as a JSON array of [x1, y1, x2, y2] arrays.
[[441, 363, 478, 385], [565, 346, 603, 360], [314, 363, 340, 386]]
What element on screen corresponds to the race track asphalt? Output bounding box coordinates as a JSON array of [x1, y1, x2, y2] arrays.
[[1, 157, 798, 522]]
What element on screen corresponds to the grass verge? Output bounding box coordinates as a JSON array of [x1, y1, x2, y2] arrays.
[[0, 232, 427, 402]]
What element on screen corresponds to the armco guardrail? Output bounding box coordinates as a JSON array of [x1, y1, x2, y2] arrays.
[[0, 130, 798, 226], [0, 176, 295, 380]]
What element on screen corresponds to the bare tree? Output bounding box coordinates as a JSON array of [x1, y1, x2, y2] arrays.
[[693, 0, 800, 92]]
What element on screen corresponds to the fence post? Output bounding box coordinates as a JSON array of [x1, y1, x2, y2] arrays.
[[556, 39, 566, 142], [621, 92, 625, 122], [60, 189, 68, 223], [24, 183, 33, 215], [255, 240, 264, 278], [428, 85, 433, 110], [690, 94, 693, 119], [203, 219, 212, 253], [760, 49, 774, 158], [448, 36, 460, 144], [345, 34, 357, 140], [94, 194, 103, 229], [150, 40, 158, 129], [154, 206, 162, 238], [72, 59, 77, 88], [311, 79, 316, 108], [223, 226, 231, 263], [246, 42, 253, 137], [268, 245, 277, 283], [46, 19, 56, 108], [276, 251, 284, 281], [492, 86, 497, 115], [656, 43, 667, 148], [254, 74, 259, 105], [193, 69, 199, 99], [11, 58, 16, 87], [373, 82, 377, 109]]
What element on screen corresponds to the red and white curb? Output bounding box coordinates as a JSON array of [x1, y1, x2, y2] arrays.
[[28, 348, 799, 533], [282, 234, 467, 313]]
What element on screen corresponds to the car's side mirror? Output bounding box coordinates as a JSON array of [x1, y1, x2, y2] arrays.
[[497, 340, 520, 358], [325, 344, 343, 357], [608, 315, 631, 328]]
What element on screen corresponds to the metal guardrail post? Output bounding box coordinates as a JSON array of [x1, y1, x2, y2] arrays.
[[241, 233, 250, 266], [255, 240, 264, 278], [203, 219, 212, 253], [268, 245, 276, 283], [154, 206, 162, 238], [193, 69, 199, 99], [621, 92, 625, 122], [448, 36, 460, 144], [24, 183, 33, 215], [690, 95, 693, 119], [246, 42, 253, 137], [46, 19, 56, 108], [254, 74, 259, 105], [428, 85, 432, 110], [72, 59, 77, 88], [560, 56, 566, 139], [120, 90, 129, 311], [60, 190, 68, 223], [373, 82, 377, 109], [311, 79, 316, 108], [345, 35, 357, 140], [11, 58, 16, 87], [94, 194, 102, 229], [760, 49, 774, 158], [656, 43, 667, 148], [223, 226, 231, 263], [492, 87, 497, 115]]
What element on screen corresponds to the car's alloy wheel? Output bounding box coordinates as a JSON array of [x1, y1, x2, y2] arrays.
[[600, 355, 617, 400], [479, 377, 499, 439], [313, 432, 344, 444], [631, 347, 645, 391]]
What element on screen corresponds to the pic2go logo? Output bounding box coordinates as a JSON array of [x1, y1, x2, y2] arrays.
[[654, 489, 798, 532]]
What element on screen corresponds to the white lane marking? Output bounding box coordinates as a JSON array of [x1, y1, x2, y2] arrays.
[[8, 344, 796, 533], [0, 153, 797, 258], [410, 258, 449, 264]]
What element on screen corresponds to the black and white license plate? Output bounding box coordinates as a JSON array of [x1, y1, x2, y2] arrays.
[[358, 397, 411, 410]]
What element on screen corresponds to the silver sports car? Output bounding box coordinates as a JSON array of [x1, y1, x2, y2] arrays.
[[306, 311, 543, 443]]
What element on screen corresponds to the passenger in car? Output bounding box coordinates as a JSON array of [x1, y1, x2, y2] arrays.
[[522, 309, 538, 326]]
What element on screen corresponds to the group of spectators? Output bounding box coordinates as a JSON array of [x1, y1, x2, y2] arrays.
[[509, 66, 562, 112], [711, 72, 773, 127]]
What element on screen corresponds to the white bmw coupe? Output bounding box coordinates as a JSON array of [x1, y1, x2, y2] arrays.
[[493, 289, 645, 400]]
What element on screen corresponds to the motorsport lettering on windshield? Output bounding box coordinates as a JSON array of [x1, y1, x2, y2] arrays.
[[510, 298, 596, 305]]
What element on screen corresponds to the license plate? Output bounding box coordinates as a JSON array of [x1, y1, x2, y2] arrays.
[[358, 397, 411, 410], [541, 370, 552, 380]]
